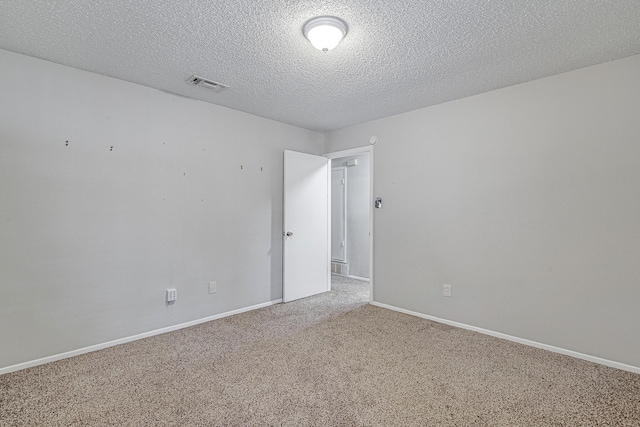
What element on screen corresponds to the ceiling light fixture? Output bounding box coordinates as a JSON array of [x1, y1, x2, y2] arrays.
[[303, 16, 348, 52]]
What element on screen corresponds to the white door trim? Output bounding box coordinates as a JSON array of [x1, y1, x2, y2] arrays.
[[324, 146, 374, 303], [331, 166, 348, 263]]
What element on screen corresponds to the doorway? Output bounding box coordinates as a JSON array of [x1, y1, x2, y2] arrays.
[[326, 147, 373, 301], [282, 147, 373, 304]]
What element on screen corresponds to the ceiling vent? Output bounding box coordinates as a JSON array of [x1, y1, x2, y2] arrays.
[[186, 75, 229, 91]]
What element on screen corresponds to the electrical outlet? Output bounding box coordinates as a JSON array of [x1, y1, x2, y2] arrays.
[[167, 288, 177, 304], [209, 281, 217, 294], [443, 284, 452, 297]]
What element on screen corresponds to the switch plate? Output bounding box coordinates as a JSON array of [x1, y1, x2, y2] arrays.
[[443, 284, 452, 297], [209, 281, 217, 294], [167, 288, 177, 304]]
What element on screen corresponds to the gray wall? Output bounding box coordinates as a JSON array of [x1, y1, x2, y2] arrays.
[[331, 154, 370, 279], [0, 49, 323, 369], [325, 54, 640, 368]]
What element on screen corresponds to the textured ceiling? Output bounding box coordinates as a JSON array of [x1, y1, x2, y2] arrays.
[[1, 1, 639, 132]]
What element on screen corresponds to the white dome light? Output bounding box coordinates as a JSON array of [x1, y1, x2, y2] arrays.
[[303, 16, 348, 52]]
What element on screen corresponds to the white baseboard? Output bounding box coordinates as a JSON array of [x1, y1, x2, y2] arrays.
[[370, 301, 640, 375], [0, 299, 282, 375], [348, 275, 370, 282]]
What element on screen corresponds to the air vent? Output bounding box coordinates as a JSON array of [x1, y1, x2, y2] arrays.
[[331, 262, 349, 276], [186, 75, 229, 91]]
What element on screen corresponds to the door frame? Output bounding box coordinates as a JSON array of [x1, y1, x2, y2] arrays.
[[324, 146, 374, 302], [331, 166, 348, 263]]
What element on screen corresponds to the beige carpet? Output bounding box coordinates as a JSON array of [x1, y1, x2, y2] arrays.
[[1, 275, 639, 426]]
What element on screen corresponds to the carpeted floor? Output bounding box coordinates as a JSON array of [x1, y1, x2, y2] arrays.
[[1, 275, 639, 426]]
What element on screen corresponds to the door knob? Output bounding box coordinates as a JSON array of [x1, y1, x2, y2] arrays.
[[286, 231, 294, 237]]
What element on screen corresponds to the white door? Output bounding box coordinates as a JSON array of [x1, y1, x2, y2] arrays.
[[331, 167, 347, 262], [283, 150, 331, 302]]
